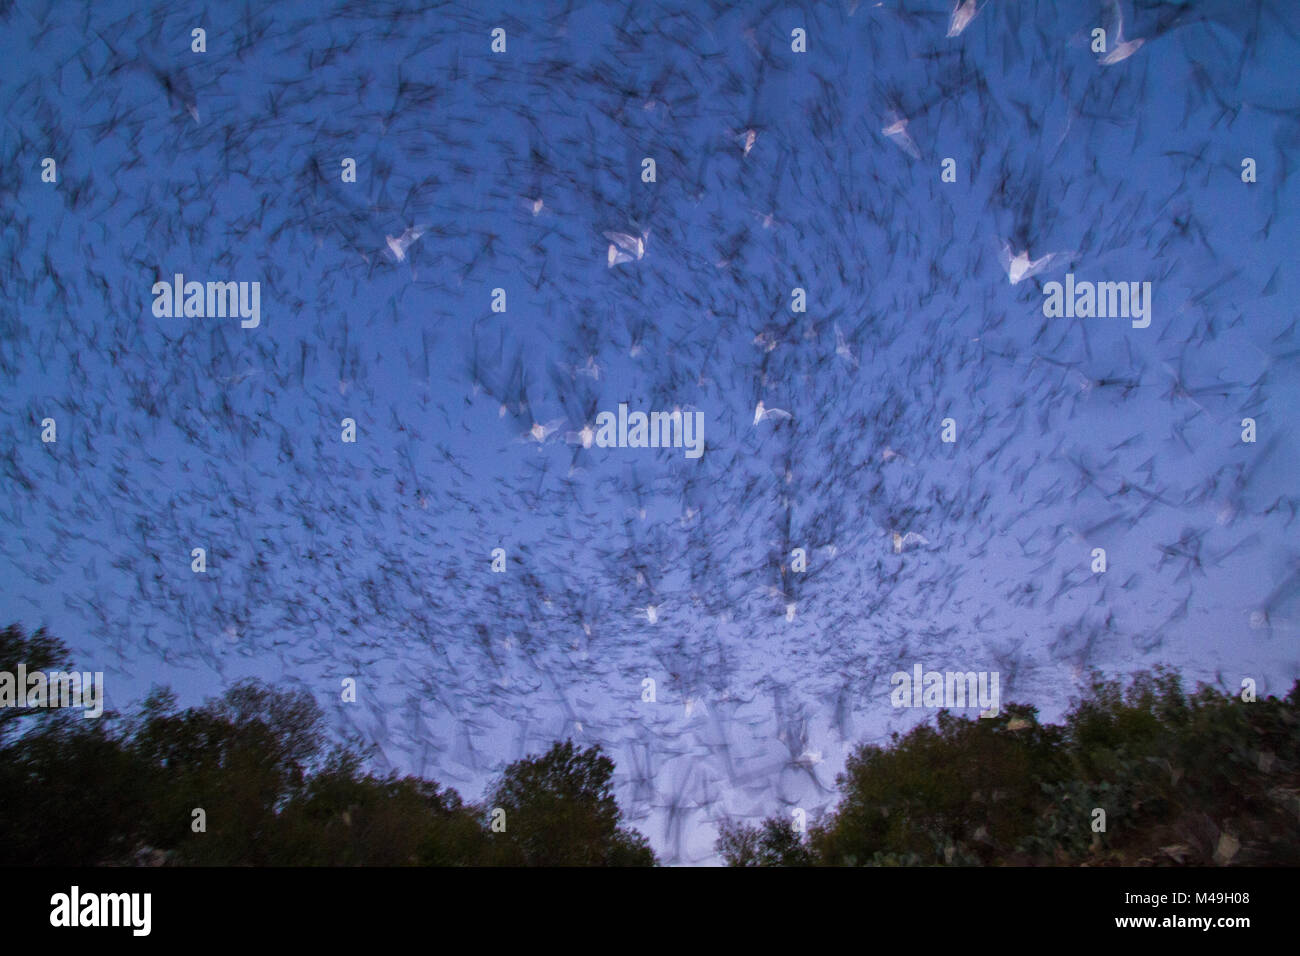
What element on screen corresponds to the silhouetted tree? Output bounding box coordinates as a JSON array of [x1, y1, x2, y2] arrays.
[[801, 672, 1300, 866], [127, 679, 326, 864], [0, 623, 73, 740], [812, 702, 1058, 866], [0, 709, 147, 865], [276, 750, 491, 865], [716, 816, 813, 866], [9, 621, 1291, 868], [0, 624, 659, 866], [488, 740, 656, 866]]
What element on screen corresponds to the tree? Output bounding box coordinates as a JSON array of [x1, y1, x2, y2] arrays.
[[130, 678, 326, 865], [803, 672, 1300, 867], [0, 709, 147, 865], [716, 816, 813, 866], [488, 740, 656, 866], [0, 624, 148, 864], [274, 750, 491, 865], [0, 624, 660, 866], [812, 703, 1056, 866], [0, 623, 73, 741]]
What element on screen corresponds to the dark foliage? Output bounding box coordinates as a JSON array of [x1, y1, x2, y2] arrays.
[[720, 669, 1300, 866], [0, 623, 655, 866]]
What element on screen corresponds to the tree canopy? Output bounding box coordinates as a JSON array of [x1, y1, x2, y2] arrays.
[[488, 739, 656, 866], [0, 623, 656, 866], [3, 624, 1295, 867], [718, 668, 1300, 866]]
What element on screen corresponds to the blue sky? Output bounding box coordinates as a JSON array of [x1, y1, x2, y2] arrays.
[[2, 0, 1298, 863]]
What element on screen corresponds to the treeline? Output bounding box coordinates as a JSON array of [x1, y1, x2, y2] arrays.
[[5, 623, 1298, 866], [0, 624, 654, 866], [719, 670, 1300, 866]]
